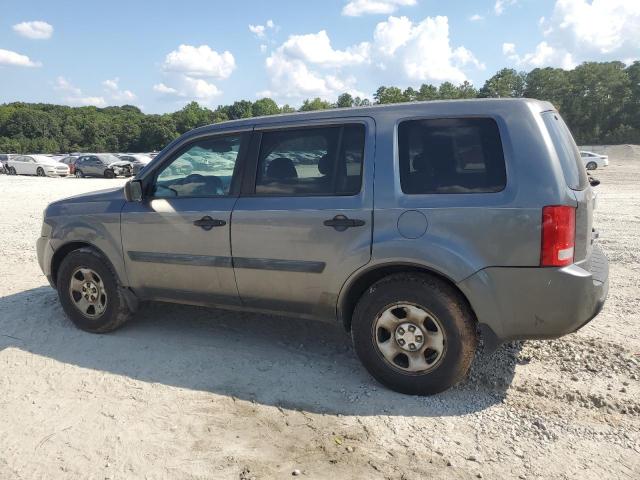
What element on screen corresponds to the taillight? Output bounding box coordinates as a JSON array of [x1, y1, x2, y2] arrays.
[[541, 205, 575, 267]]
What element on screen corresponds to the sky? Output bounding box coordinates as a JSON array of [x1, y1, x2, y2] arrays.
[[0, 0, 639, 113]]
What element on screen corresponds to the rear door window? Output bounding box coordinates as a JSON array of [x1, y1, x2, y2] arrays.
[[398, 117, 507, 194], [542, 112, 588, 191]]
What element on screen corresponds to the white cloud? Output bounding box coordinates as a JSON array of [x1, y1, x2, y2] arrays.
[[153, 76, 221, 102], [494, 0, 518, 15], [249, 19, 277, 39], [469, 14, 484, 21], [546, 0, 640, 57], [503, 41, 576, 69], [249, 24, 266, 38], [259, 44, 268, 53], [12, 20, 53, 40], [262, 48, 365, 101], [54, 76, 81, 95], [72, 96, 107, 107], [373, 16, 484, 83], [0, 48, 41, 67], [53, 76, 107, 107], [502, 43, 516, 56], [261, 15, 481, 103], [342, 0, 416, 17], [162, 44, 236, 79], [153, 83, 178, 95], [102, 77, 137, 101], [279, 30, 370, 67]]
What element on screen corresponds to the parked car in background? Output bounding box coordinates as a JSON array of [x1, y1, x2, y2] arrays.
[[0, 154, 13, 174], [580, 151, 609, 170], [58, 155, 79, 175], [7, 154, 70, 176], [74, 154, 131, 178], [38, 99, 608, 395], [118, 153, 152, 175]]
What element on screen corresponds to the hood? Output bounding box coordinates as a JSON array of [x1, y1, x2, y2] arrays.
[[52, 186, 125, 204]]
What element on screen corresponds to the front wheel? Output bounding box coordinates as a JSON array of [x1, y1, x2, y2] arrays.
[[57, 248, 132, 333], [351, 273, 477, 395], [104, 169, 115, 179], [586, 161, 597, 170], [9, 166, 17, 175], [36, 167, 45, 177]]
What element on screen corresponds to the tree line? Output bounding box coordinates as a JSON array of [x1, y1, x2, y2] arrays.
[[1, 60, 639, 154]]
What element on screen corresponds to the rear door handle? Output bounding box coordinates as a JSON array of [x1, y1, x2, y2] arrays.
[[193, 216, 226, 231], [323, 215, 366, 231]]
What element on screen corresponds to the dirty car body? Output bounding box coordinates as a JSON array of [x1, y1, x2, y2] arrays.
[[37, 99, 609, 394]]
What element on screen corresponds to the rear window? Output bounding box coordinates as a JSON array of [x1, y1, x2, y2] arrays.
[[542, 112, 588, 191], [398, 118, 507, 194]]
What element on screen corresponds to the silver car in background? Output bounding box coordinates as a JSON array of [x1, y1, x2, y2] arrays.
[[73, 154, 131, 178]]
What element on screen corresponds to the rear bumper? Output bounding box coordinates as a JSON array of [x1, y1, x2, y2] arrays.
[[459, 243, 609, 345]]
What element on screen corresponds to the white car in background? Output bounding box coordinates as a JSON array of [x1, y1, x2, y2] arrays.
[[6, 154, 70, 177], [580, 151, 609, 170]]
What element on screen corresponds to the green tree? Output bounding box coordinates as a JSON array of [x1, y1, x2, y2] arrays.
[[252, 98, 280, 117], [336, 93, 355, 108], [374, 86, 405, 104], [299, 97, 333, 111], [227, 100, 253, 120], [479, 68, 527, 98]]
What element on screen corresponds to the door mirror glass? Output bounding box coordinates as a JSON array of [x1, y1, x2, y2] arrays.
[[125, 180, 143, 202]]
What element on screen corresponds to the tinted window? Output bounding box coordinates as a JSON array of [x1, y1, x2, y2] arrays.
[[542, 112, 588, 191], [255, 124, 365, 196], [153, 134, 244, 197], [398, 118, 506, 194]]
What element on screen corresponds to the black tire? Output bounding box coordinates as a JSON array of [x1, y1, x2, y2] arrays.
[[75, 169, 84, 178], [586, 161, 597, 170], [57, 248, 132, 333], [351, 273, 477, 395], [36, 167, 45, 177], [104, 169, 115, 179], [9, 167, 16, 175]]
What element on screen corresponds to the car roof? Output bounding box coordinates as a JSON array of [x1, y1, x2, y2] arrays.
[[188, 98, 555, 136]]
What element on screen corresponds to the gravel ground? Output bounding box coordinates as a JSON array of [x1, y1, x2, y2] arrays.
[[0, 147, 639, 479]]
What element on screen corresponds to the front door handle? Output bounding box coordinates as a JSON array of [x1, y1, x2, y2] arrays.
[[193, 216, 226, 231], [323, 215, 366, 232]]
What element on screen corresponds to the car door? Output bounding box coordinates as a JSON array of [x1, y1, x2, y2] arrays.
[[231, 118, 375, 319], [23, 156, 37, 175], [86, 156, 103, 176], [121, 129, 250, 306]]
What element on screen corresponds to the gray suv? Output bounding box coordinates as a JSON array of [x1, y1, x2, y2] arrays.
[[74, 154, 129, 178], [37, 99, 609, 395]]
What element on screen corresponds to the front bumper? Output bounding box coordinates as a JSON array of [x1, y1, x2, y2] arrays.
[[36, 236, 55, 287], [459, 243, 609, 345]]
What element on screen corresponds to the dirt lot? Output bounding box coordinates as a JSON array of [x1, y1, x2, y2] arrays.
[[1, 147, 639, 479]]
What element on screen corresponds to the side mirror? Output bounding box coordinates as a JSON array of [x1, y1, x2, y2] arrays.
[[124, 179, 143, 202]]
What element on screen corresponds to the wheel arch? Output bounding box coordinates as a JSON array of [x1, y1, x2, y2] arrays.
[[337, 262, 479, 332], [51, 241, 117, 288]]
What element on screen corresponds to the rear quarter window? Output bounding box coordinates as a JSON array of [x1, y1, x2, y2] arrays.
[[542, 112, 588, 191], [398, 117, 507, 194]]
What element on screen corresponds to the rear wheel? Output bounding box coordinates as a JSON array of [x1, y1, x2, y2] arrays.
[[36, 167, 45, 177], [586, 161, 597, 170], [351, 273, 477, 395], [75, 169, 84, 178], [57, 248, 132, 333], [104, 169, 115, 179]]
